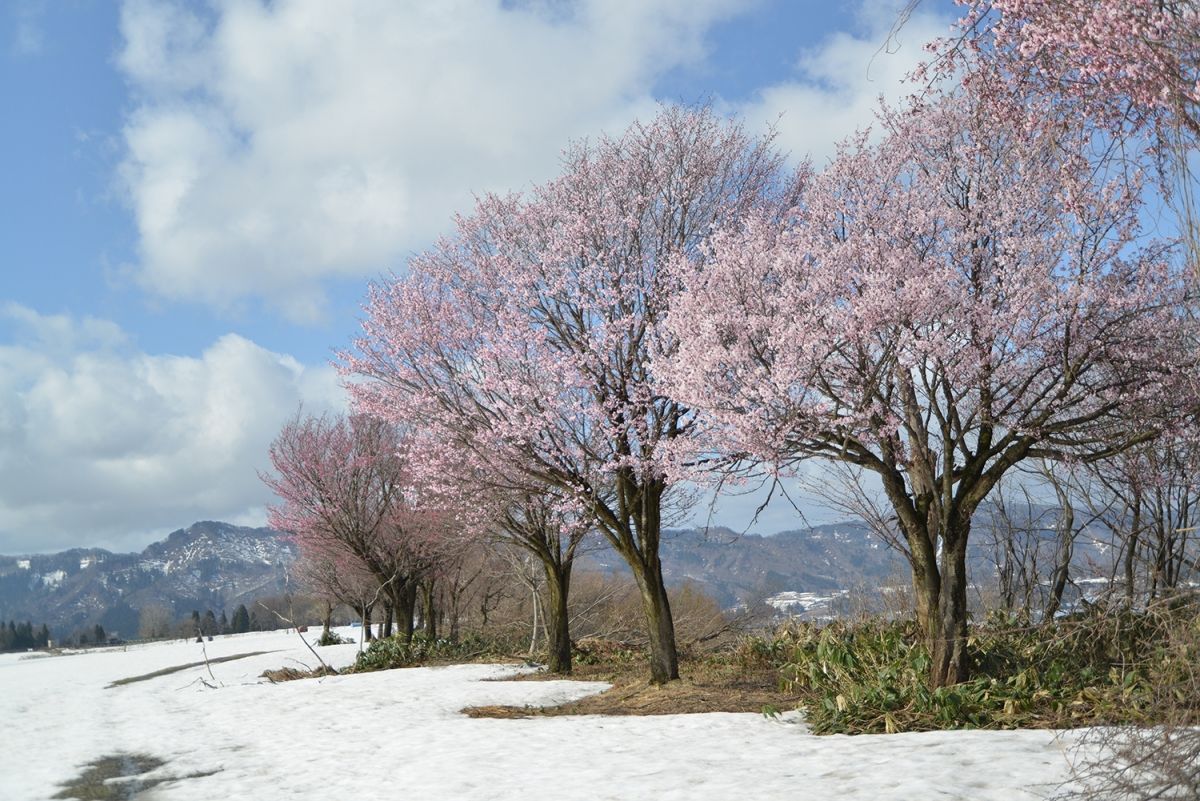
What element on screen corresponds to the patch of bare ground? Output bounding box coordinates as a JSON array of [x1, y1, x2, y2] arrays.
[[464, 652, 797, 718], [106, 651, 277, 688], [259, 653, 528, 683], [53, 753, 219, 800]]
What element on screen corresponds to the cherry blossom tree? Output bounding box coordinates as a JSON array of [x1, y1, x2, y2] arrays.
[[262, 413, 457, 642], [493, 490, 591, 674], [1082, 431, 1200, 603], [942, 0, 1199, 138], [660, 90, 1196, 687], [342, 106, 795, 683], [918, 0, 1200, 269], [293, 540, 386, 641]]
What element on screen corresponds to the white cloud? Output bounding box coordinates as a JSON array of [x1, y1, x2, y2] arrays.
[[116, 0, 744, 321], [0, 305, 345, 554], [731, 0, 954, 167]]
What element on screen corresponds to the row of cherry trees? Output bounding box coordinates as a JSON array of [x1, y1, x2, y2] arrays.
[[265, 1, 1199, 687], [261, 414, 460, 641], [261, 411, 593, 672]]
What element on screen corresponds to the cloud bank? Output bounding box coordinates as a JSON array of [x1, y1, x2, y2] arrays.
[[116, 0, 745, 321], [0, 0, 959, 551], [0, 304, 344, 553]]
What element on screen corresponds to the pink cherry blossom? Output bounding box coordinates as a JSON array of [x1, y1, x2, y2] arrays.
[[262, 412, 465, 641], [341, 106, 796, 683], [657, 88, 1196, 686]]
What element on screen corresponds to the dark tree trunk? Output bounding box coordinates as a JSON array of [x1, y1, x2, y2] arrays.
[[1125, 505, 1141, 606], [930, 535, 970, 687], [422, 580, 437, 639], [599, 478, 679, 685], [321, 600, 333, 639], [1043, 499, 1076, 622], [399, 582, 417, 642], [540, 558, 573, 674], [906, 522, 941, 661], [628, 554, 679, 684], [381, 600, 394, 639], [902, 512, 969, 688], [384, 580, 416, 642]]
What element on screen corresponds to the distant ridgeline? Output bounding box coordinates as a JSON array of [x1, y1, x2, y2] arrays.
[[0, 521, 297, 640], [0, 509, 1117, 638]]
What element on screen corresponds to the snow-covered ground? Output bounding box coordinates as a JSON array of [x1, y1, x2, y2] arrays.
[[2, 628, 1088, 800]]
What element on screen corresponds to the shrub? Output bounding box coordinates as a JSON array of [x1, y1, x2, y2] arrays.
[[571, 637, 641, 666], [758, 604, 1199, 735], [1057, 595, 1200, 800], [351, 632, 508, 673], [316, 630, 348, 646]]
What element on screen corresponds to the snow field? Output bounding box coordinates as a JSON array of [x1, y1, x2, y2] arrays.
[[1, 628, 1087, 800]]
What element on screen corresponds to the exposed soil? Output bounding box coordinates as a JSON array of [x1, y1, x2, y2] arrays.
[[464, 655, 798, 718], [107, 651, 276, 688], [52, 753, 218, 800]]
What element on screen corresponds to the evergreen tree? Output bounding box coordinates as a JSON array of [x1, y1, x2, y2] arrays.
[[219, 610, 229, 634], [0, 621, 50, 651], [93, 624, 106, 644], [232, 604, 250, 634], [201, 610, 217, 636]]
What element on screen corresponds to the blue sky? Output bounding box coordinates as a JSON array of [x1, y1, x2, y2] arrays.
[[0, 0, 959, 553]]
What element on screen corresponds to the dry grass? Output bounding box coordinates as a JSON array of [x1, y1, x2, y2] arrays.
[[259, 664, 339, 683], [464, 653, 797, 718]]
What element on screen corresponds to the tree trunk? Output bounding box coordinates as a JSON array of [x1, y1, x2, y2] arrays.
[[1043, 501, 1076, 622], [384, 581, 413, 642], [930, 534, 970, 687], [540, 558, 573, 674], [629, 556, 679, 684], [422, 580, 438, 639], [1125, 505, 1141, 606], [527, 579, 541, 657], [321, 599, 333, 639], [363, 602, 375, 642], [399, 582, 417, 641], [381, 600, 394, 639], [590, 475, 680, 683], [906, 525, 941, 647]]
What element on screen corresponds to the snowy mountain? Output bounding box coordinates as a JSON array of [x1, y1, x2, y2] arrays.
[[0, 521, 296, 638], [0, 507, 1119, 636]]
